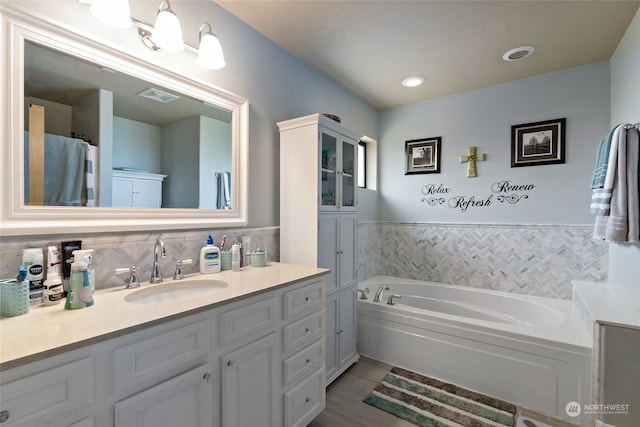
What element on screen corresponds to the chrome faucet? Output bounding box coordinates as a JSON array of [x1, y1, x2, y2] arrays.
[[373, 285, 390, 303], [150, 239, 166, 284]]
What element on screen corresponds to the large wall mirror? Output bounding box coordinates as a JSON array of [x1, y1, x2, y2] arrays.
[[1, 8, 249, 235]]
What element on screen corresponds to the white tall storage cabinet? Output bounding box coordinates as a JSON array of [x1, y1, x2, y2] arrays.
[[279, 113, 361, 385]]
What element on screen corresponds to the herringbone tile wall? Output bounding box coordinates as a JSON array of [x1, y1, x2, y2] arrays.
[[0, 227, 280, 291], [357, 222, 608, 300]]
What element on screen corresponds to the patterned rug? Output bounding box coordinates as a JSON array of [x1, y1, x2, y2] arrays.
[[363, 366, 517, 427]]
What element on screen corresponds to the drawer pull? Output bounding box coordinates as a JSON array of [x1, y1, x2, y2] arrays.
[[203, 373, 215, 384], [0, 410, 9, 423], [336, 329, 344, 335]]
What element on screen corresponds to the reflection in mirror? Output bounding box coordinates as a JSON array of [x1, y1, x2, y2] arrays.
[[23, 40, 233, 210]]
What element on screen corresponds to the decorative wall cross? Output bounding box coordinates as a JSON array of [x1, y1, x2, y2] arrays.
[[459, 146, 486, 177]]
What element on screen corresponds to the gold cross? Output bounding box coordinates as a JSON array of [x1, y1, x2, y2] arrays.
[[459, 146, 486, 177]]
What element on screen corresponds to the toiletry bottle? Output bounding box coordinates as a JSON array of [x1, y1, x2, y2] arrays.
[[23, 248, 44, 305], [74, 250, 95, 294], [200, 235, 221, 274], [16, 264, 27, 282], [47, 245, 63, 277], [43, 270, 63, 306], [65, 250, 93, 309], [231, 243, 240, 271]]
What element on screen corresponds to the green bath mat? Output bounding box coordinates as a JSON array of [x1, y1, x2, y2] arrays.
[[363, 366, 516, 427]]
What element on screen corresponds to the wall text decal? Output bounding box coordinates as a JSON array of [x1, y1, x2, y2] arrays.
[[420, 180, 535, 212]]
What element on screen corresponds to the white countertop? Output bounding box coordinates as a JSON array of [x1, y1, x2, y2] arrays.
[[573, 280, 640, 329], [0, 262, 328, 371]]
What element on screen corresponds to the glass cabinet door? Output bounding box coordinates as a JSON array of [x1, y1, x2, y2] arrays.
[[320, 131, 338, 209], [340, 139, 357, 209]]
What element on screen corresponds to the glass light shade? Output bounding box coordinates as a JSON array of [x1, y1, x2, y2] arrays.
[[89, 0, 131, 29], [150, 6, 184, 52], [198, 33, 226, 70]]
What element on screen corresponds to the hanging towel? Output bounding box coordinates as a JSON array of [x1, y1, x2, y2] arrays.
[[84, 144, 96, 207], [591, 125, 622, 215], [593, 126, 640, 242], [591, 125, 621, 189], [24, 132, 87, 206], [215, 171, 231, 209]]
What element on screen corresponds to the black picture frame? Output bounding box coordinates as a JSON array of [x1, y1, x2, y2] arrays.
[[405, 137, 441, 175], [511, 118, 566, 167]]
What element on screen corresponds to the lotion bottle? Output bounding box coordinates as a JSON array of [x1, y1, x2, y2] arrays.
[[231, 243, 240, 271], [200, 235, 221, 274]]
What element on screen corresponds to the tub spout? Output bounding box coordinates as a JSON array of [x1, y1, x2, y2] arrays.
[[387, 294, 402, 305], [373, 285, 389, 303]]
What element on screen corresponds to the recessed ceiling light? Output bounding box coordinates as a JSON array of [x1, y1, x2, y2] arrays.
[[502, 46, 535, 61], [402, 76, 425, 87]]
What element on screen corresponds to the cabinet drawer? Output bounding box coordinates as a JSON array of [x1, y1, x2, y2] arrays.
[[283, 280, 324, 319], [283, 369, 325, 427], [283, 340, 324, 387], [219, 296, 277, 347], [114, 319, 209, 393], [283, 309, 324, 353], [115, 364, 213, 427], [0, 358, 93, 427]]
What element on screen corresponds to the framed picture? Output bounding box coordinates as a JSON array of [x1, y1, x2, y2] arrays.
[[511, 118, 566, 167], [405, 137, 441, 174]]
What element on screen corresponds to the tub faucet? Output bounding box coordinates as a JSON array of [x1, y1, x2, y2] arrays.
[[150, 239, 166, 284], [373, 285, 390, 303]]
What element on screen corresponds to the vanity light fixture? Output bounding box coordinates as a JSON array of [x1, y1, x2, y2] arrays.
[[402, 76, 425, 87], [197, 23, 226, 70], [82, 0, 226, 69], [88, 0, 131, 29], [149, 1, 184, 52]]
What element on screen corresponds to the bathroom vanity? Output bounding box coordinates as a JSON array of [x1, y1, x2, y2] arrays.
[[0, 263, 328, 427]]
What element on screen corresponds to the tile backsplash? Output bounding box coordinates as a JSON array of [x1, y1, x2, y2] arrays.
[[1, 221, 608, 299], [0, 227, 279, 291], [357, 222, 608, 300]]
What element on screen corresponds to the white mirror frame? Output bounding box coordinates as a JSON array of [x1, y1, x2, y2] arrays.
[[0, 8, 249, 236]]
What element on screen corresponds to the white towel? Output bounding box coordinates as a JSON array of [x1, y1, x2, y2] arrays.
[[84, 144, 96, 207]]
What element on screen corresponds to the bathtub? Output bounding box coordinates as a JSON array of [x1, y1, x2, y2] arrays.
[[357, 276, 592, 426]]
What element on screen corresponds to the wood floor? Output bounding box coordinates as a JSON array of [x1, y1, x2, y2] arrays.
[[308, 357, 416, 427]]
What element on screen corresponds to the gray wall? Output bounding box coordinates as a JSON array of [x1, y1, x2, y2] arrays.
[[377, 62, 611, 225]]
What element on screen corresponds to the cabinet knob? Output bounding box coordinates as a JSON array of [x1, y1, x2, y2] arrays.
[[202, 373, 214, 384], [227, 360, 237, 368], [305, 397, 311, 403], [305, 296, 312, 302], [0, 410, 8, 423]]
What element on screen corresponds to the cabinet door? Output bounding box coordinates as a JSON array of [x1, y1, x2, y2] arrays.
[[112, 176, 134, 207], [338, 214, 357, 289], [324, 293, 339, 383], [133, 178, 163, 208], [319, 130, 339, 211], [340, 137, 357, 211], [317, 213, 339, 295], [221, 333, 278, 427], [114, 364, 213, 427], [338, 287, 358, 368]]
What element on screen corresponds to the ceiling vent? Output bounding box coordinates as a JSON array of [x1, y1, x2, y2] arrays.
[[137, 87, 180, 103]]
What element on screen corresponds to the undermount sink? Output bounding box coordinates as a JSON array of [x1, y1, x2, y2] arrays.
[[124, 279, 229, 305]]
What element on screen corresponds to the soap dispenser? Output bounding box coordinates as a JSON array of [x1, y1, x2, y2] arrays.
[[65, 249, 94, 309]]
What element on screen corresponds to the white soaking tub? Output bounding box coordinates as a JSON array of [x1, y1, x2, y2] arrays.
[[357, 276, 592, 426]]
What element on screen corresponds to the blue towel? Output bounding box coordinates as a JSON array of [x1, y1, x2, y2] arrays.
[[590, 125, 621, 189]]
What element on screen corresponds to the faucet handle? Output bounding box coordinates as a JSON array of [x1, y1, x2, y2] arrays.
[[173, 258, 193, 280], [114, 266, 140, 289], [387, 294, 402, 305], [357, 287, 370, 300]]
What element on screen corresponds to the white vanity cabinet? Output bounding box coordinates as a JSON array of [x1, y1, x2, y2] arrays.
[[0, 274, 327, 427], [111, 170, 167, 208], [279, 113, 361, 385]]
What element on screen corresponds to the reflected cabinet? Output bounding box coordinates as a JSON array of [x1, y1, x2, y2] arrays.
[[279, 113, 361, 385]]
